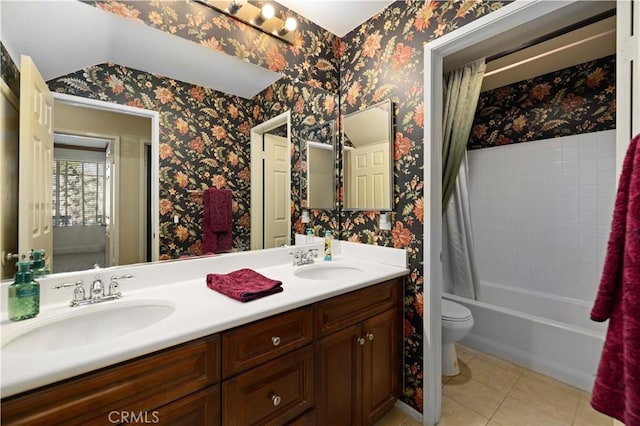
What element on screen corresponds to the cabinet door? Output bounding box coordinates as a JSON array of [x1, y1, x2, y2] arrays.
[[362, 309, 401, 425], [314, 324, 362, 426]]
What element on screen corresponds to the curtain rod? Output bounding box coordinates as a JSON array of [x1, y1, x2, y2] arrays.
[[486, 8, 615, 64]]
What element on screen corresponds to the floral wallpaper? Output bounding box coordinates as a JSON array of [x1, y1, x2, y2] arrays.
[[1, 41, 20, 96], [86, 0, 341, 92], [469, 54, 616, 149], [339, 0, 509, 411]]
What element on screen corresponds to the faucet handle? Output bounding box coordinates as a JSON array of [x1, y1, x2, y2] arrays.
[[108, 274, 132, 297], [51, 280, 83, 290], [52, 281, 86, 306]]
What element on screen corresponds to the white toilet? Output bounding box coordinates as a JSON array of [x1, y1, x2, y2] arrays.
[[441, 299, 474, 376]]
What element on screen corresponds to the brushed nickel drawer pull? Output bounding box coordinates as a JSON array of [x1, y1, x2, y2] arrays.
[[272, 394, 282, 406], [271, 336, 281, 346], [358, 337, 365, 346], [367, 332, 374, 341]]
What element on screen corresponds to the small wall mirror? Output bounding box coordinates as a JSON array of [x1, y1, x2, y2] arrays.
[[343, 99, 393, 211], [300, 121, 336, 210]]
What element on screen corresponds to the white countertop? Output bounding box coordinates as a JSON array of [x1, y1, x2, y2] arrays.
[[0, 242, 408, 398]]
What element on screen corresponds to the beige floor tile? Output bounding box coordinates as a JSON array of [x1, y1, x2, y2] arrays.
[[440, 395, 489, 426], [462, 356, 521, 393], [456, 344, 478, 364], [373, 406, 409, 426], [443, 374, 452, 385], [492, 396, 571, 426], [443, 375, 505, 418], [573, 393, 613, 426], [401, 416, 423, 426], [473, 351, 525, 375], [487, 421, 503, 426], [508, 370, 581, 424]]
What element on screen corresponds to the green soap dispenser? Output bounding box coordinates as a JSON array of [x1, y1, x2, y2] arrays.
[[8, 260, 40, 321], [30, 249, 51, 277]]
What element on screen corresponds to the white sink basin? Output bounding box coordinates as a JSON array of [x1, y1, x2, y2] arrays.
[[293, 264, 365, 280], [2, 300, 176, 352]]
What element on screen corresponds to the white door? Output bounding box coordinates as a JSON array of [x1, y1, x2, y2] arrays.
[[346, 142, 390, 209], [18, 55, 54, 268], [264, 133, 289, 248]]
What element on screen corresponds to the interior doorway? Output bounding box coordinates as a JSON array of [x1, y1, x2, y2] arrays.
[[422, 1, 635, 424], [53, 93, 161, 268], [250, 111, 292, 250]]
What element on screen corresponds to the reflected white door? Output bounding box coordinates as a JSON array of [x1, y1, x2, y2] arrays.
[[347, 142, 390, 209], [18, 55, 53, 268], [264, 134, 288, 248]]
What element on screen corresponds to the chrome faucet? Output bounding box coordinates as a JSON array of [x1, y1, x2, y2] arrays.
[[53, 275, 132, 307], [290, 249, 318, 266]]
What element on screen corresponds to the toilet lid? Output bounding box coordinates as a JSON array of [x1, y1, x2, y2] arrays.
[[442, 299, 472, 322]]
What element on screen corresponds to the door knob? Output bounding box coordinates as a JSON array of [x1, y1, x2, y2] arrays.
[[366, 332, 374, 341], [358, 337, 365, 346]]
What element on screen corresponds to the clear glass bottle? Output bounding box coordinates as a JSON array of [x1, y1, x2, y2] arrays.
[[8, 260, 40, 321]]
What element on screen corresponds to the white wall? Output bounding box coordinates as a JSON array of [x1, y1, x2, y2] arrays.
[[468, 130, 616, 303]]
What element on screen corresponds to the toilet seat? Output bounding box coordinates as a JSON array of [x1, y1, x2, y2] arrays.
[[442, 299, 472, 322]]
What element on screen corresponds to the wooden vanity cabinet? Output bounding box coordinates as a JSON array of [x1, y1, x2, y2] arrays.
[[314, 279, 402, 426], [1, 277, 403, 426], [0, 335, 221, 426]]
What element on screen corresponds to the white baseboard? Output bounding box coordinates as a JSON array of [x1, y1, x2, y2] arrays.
[[395, 399, 423, 423]]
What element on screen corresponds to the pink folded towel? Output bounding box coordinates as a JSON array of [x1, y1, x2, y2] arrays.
[[203, 188, 233, 254], [206, 268, 283, 302]]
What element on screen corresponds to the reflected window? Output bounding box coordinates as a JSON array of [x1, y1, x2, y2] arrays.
[[52, 156, 105, 227]]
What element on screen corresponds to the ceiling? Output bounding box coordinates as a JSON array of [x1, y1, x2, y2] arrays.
[[0, 0, 281, 99], [275, 0, 395, 37]]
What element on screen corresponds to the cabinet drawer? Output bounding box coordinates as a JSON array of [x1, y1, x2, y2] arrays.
[[1, 336, 220, 426], [222, 307, 313, 378], [154, 385, 220, 425], [222, 346, 314, 426], [314, 279, 401, 338]]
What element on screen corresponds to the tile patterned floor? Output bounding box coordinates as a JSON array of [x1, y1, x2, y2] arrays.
[[375, 345, 618, 426]]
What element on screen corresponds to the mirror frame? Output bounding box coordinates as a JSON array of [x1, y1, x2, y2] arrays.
[[342, 99, 394, 212]]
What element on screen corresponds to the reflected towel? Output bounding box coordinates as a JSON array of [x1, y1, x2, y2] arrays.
[[204, 188, 232, 232], [203, 188, 233, 254], [206, 268, 283, 302]]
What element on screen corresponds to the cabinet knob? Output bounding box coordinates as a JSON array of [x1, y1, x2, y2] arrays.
[[367, 332, 374, 341], [358, 337, 365, 346], [271, 336, 281, 346], [271, 394, 282, 406]]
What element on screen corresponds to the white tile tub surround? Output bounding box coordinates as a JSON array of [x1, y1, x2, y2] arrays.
[[468, 130, 616, 304]]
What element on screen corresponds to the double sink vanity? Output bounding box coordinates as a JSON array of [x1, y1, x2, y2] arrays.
[[1, 241, 408, 425]]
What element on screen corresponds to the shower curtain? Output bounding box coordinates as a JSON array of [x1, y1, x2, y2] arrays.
[[441, 59, 486, 299]]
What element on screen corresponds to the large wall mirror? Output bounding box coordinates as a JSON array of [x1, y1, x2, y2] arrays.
[[300, 121, 336, 210], [342, 99, 393, 211]]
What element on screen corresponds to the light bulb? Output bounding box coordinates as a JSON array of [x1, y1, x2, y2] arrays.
[[261, 4, 274, 20], [284, 16, 297, 31]]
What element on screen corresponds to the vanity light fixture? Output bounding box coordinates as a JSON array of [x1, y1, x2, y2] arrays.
[[252, 3, 274, 26], [227, 0, 246, 15], [278, 16, 297, 36], [196, 0, 297, 44]]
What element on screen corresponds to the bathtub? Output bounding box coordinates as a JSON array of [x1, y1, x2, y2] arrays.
[[443, 281, 606, 391]]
